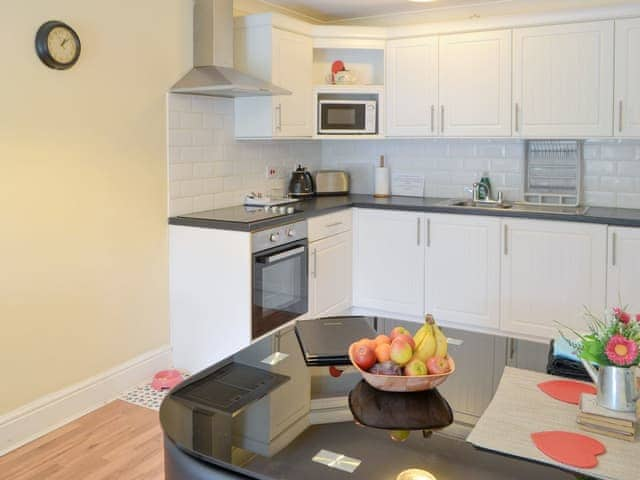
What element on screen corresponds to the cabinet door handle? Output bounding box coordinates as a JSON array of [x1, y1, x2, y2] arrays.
[[430, 105, 435, 133], [440, 106, 445, 134], [503, 224, 508, 256], [619, 100, 624, 133], [275, 104, 282, 131], [515, 103, 520, 133], [426, 218, 431, 247], [611, 232, 617, 267], [311, 248, 318, 278], [326, 222, 342, 228], [417, 218, 421, 246]]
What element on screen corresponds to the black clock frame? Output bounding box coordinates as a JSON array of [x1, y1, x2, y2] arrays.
[[35, 20, 81, 70]]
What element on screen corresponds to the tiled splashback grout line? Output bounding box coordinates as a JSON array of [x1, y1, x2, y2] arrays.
[[167, 94, 640, 216]]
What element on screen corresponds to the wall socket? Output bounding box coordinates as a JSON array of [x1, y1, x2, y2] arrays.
[[266, 166, 279, 179]]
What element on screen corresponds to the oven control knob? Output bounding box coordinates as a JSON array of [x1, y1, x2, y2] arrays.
[[287, 229, 296, 237], [270, 232, 280, 242]]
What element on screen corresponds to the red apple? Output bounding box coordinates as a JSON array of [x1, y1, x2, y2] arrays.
[[353, 344, 376, 370], [394, 333, 415, 350], [389, 326, 411, 342], [426, 356, 450, 375], [390, 338, 413, 366]]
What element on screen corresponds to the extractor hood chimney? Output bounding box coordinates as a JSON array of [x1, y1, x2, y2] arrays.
[[171, 0, 291, 98]]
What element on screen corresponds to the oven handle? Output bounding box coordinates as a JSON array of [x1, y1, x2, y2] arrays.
[[257, 246, 306, 264]]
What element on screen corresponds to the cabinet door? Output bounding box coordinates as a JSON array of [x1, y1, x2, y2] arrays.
[[439, 29, 512, 137], [269, 326, 310, 438], [272, 29, 313, 137], [309, 231, 353, 317], [386, 37, 439, 137], [513, 21, 614, 138], [501, 220, 607, 340], [353, 209, 425, 316], [615, 18, 640, 137], [607, 227, 640, 312], [425, 215, 501, 329]]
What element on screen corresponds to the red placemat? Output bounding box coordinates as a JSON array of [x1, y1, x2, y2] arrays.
[[538, 380, 596, 405], [531, 431, 605, 469]]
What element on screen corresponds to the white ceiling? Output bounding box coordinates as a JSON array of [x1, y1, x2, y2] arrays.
[[255, 0, 637, 25]]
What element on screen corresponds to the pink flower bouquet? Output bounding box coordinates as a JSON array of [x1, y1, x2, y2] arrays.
[[560, 307, 640, 367]]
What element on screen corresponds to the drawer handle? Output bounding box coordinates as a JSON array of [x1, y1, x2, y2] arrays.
[[326, 222, 343, 228], [447, 337, 464, 347]]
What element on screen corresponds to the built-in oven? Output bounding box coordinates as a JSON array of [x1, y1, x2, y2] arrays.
[[252, 221, 308, 339], [318, 99, 377, 135]]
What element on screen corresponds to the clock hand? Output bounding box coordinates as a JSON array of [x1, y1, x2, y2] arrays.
[[61, 38, 68, 48]]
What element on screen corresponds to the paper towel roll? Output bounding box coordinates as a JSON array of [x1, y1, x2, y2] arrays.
[[374, 167, 390, 198]]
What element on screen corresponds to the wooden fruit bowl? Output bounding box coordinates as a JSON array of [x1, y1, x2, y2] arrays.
[[348, 346, 455, 393]]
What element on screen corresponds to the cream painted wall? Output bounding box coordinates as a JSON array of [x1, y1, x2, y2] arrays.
[[0, 1, 192, 413]]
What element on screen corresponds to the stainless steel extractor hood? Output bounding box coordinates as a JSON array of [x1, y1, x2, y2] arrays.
[[171, 0, 290, 98]]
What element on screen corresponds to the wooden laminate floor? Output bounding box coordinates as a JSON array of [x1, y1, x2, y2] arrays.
[[0, 400, 163, 480]]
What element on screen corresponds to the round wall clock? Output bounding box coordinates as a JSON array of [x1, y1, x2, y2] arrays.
[[35, 21, 81, 70]]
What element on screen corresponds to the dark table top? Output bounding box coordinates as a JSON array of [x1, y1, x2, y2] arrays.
[[160, 317, 578, 480], [169, 194, 640, 232]]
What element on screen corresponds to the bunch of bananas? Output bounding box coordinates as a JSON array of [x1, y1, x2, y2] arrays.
[[412, 314, 448, 361]]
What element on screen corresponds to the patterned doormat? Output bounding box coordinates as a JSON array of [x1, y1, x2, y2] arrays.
[[119, 372, 190, 411]]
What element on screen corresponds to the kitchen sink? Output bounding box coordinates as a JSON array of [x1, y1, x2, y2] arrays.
[[440, 199, 590, 216], [445, 199, 513, 209]]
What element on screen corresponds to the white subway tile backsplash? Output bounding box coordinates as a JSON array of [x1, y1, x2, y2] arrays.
[[180, 112, 203, 130], [167, 94, 322, 215], [618, 161, 640, 177], [169, 130, 192, 147], [193, 163, 215, 179], [170, 163, 193, 181], [617, 193, 640, 209], [168, 95, 640, 214]]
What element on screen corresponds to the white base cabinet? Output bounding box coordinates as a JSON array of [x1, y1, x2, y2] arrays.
[[353, 209, 425, 317], [607, 227, 640, 312], [309, 231, 352, 317], [425, 214, 501, 329], [500, 219, 607, 339]]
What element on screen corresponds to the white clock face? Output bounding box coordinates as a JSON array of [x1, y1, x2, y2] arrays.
[[47, 26, 78, 64]]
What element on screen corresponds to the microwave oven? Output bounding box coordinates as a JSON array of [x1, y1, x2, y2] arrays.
[[318, 99, 377, 135]]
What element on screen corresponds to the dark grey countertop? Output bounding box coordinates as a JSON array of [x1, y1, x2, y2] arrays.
[[168, 194, 640, 232]]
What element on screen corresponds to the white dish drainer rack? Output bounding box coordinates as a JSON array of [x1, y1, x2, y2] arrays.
[[522, 140, 583, 207]]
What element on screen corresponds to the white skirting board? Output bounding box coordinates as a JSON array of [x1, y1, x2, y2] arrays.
[[0, 346, 172, 457]]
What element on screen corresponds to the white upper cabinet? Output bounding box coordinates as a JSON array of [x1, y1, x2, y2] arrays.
[[438, 29, 512, 137], [501, 219, 607, 340], [607, 227, 640, 312], [386, 37, 439, 137], [235, 26, 313, 138], [353, 209, 425, 317], [513, 21, 614, 138], [425, 215, 501, 330], [615, 17, 640, 137], [272, 29, 313, 137]]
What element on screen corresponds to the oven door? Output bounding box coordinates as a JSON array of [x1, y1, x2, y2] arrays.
[[319, 101, 368, 134], [252, 239, 308, 339]]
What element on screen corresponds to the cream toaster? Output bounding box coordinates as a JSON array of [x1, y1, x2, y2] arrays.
[[314, 170, 350, 196]]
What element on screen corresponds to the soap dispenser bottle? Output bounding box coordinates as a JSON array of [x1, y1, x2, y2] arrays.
[[478, 173, 492, 200]]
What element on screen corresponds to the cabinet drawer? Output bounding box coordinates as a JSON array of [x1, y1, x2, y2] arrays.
[[308, 209, 352, 242]]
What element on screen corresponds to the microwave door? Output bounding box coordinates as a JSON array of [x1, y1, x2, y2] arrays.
[[320, 103, 367, 133]]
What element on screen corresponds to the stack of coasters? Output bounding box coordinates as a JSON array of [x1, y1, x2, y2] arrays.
[[577, 393, 638, 442]]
